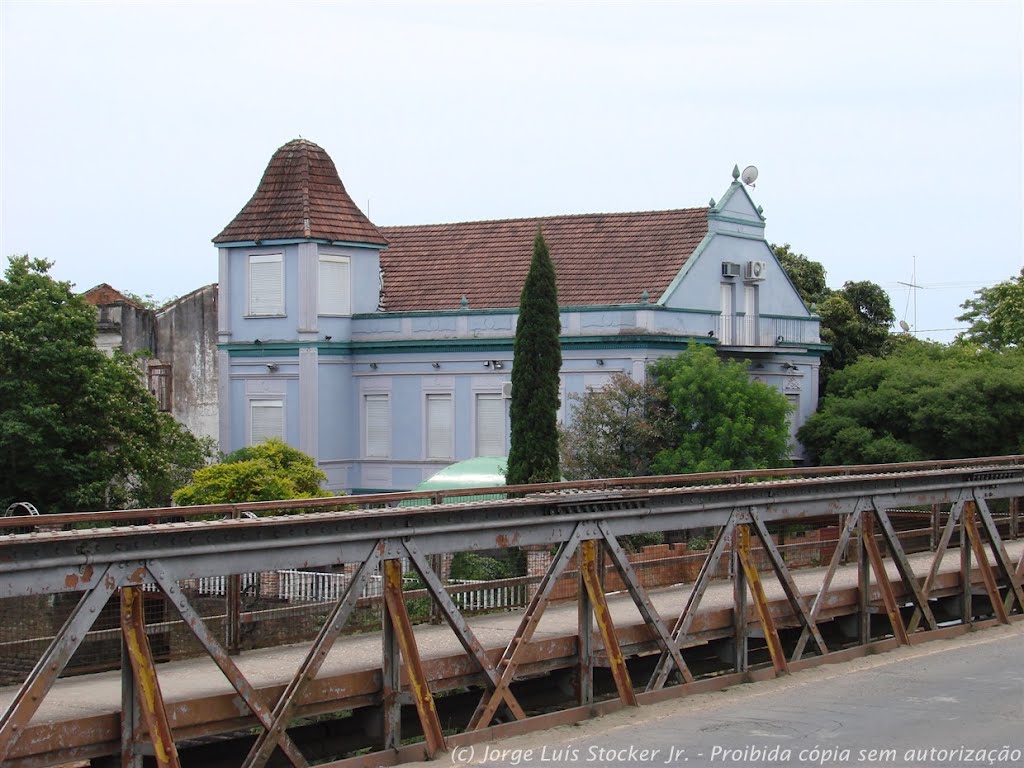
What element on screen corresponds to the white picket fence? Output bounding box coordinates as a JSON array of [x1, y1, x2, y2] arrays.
[[449, 579, 526, 611], [192, 565, 524, 612]]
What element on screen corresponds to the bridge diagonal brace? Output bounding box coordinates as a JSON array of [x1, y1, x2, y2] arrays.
[[871, 502, 937, 631], [467, 523, 585, 731], [862, 511, 910, 645], [736, 525, 789, 676], [908, 498, 965, 633], [0, 563, 122, 762], [648, 513, 737, 691], [579, 539, 637, 706], [748, 512, 828, 659], [121, 586, 180, 768], [597, 522, 694, 685], [962, 503, 1009, 625], [146, 562, 309, 768], [382, 557, 447, 757], [793, 506, 863, 661], [242, 543, 383, 768], [402, 539, 527, 721], [972, 498, 1024, 614]]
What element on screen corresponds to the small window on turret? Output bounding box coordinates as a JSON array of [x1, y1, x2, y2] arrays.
[[248, 254, 284, 316], [319, 255, 351, 316]]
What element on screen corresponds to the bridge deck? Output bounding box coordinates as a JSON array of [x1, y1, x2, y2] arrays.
[[4, 541, 1020, 734]]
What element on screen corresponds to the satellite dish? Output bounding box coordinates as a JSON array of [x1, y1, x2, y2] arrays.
[[899, 320, 911, 333], [741, 165, 759, 186]]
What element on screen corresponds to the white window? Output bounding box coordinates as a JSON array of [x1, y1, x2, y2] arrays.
[[249, 254, 284, 316], [250, 400, 284, 444], [319, 255, 351, 315], [426, 393, 454, 460], [365, 394, 390, 458], [476, 393, 504, 456]]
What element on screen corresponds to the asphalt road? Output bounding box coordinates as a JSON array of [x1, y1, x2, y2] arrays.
[[430, 622, 1024, 768]]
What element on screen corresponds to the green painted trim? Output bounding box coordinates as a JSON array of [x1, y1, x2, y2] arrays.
[[712, 229, 768, 242], [223, 334, 719, 358], [712, 182, 765, 222], [706, 213, 766, 229], [761, 313, 818, 321], [657, 232, 715, 304], [214, 238, 385, 249]]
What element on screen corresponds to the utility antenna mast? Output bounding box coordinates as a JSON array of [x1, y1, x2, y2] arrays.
[[897, 254, 922, 336]]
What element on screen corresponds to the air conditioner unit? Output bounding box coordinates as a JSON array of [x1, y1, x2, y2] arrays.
[[721, 262, 741, 278], [745, 260, 768, 281], [501, 382, 513, 399]]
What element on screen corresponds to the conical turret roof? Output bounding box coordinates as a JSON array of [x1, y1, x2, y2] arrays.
[[214, 139, 387, 246]]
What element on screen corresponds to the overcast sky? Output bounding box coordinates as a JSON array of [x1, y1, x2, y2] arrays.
[[2, 1, 1021, 342]]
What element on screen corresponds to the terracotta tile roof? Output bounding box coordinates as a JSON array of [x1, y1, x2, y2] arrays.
[[378, 208, 708, 311], [81, 283, 143, 309], [214, 139, 387, 246]]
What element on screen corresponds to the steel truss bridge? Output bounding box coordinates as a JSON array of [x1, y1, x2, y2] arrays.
[[1, 457, 1023, 768]]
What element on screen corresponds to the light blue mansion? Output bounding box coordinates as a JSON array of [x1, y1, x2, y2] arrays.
[[214, 139, 824, 493]]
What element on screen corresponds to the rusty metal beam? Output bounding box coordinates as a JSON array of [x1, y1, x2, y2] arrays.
[[962, 503, 1009, 624], [401, 540, 527, 720], [598, 522, 694, 684], [972, 498, 1024, 614], [146, 561, 308, 767], [382, 558, 446, 758], [749, 512, 828, 658], [121, 635, 142, 768], [579, 540, 637, 707], [0, 563, 121, 763], [736, 525, 788, 676], [793, 507, 862, 660], [862, 512, 910, 645], [908, 499, 964, 633], [243, 543, 383, 768], [871, 504, 937, 630], [648, 514, 736, 690], [120, 587, 180, 768], [468, 524, 585, 731]]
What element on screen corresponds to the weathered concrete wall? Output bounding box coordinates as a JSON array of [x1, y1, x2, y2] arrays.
[[155, 285, 219, 443]]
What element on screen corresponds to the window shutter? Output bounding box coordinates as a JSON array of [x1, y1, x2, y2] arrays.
[[319, 256, 351, 315], [250, 255, 283, 315], [365, 394, 390, 458], [251, 400, 284, 444], [426, 394, 453, 459], [475, 393, 504, 456]]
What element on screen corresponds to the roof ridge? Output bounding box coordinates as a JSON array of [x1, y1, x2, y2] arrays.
[[378, 206, 708, 232], [300, 142, 312, 238]]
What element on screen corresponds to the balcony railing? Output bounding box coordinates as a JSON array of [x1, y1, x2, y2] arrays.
[[715, 315, 819, 346]]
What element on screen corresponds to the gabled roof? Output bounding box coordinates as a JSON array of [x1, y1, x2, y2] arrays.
[[379, 208, 708, 312], [214, 139, 387, 246], [81, 283, 143, 309]]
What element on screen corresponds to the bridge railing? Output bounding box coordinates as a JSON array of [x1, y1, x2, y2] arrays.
[[1, 458, 1022, 768]]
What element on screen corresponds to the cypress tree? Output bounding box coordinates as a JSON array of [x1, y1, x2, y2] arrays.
[[507, 228, 562, 485]]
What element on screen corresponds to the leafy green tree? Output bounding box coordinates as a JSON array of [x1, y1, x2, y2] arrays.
[[956, 269, 1024, 349], [774, 246, 897, 394], [172, 439, 330, 506], [772, 243, 829, 308], [560, 372, 669, 480], [650, 346, 792, 474], [0, 256, 213, 512], [507, 228, 562, 485], [798, 343, 1024, 465]]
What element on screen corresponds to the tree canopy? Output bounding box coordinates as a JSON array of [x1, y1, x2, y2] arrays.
[[561, 347, 792, 479], [507, 228, 562, 485], [0, 256, 213, 512], [798, 341, 1024, 465], [956, 269, 1024, 349], [772, 245, 896, 393], [560, 372, 669, 480], [172, 439, 330, 506]]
